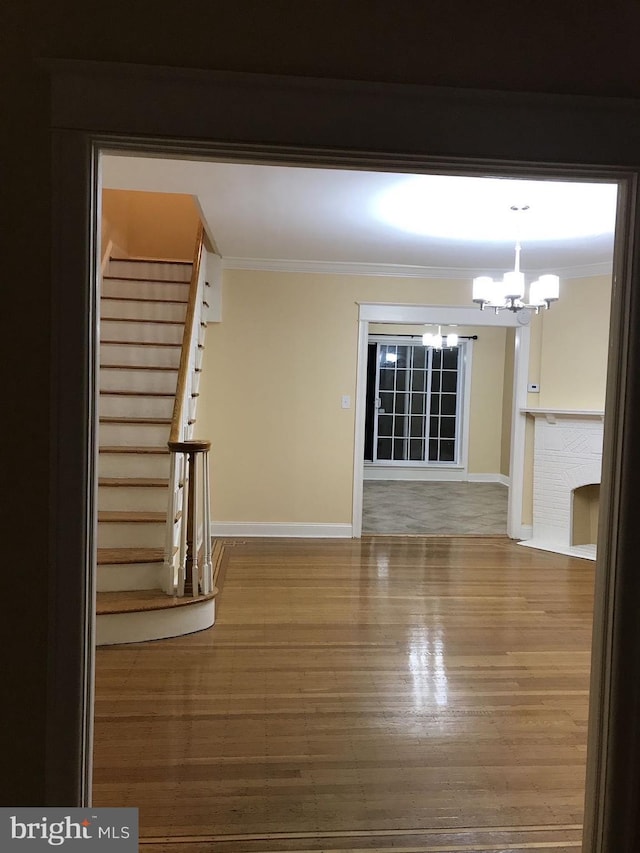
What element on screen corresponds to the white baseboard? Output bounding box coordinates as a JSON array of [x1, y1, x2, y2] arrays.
[[519, 537, 596, 561], [364, 465, 466, 482], [518, 524, 533, 540], [210, 522, 353, 538], [363, 467, 510, 486], [468, 473, 510, 487]]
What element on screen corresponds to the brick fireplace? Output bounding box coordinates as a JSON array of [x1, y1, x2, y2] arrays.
[[520, 410, 604, 560]]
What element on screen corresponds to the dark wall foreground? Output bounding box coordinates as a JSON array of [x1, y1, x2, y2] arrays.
[[4, 0, 640, 806]]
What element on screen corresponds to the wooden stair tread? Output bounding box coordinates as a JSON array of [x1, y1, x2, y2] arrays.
[[102, 275, 191, 284], [97, 547, 164, 565], [101, 340, 181, 348], [109, 257, 192, 264], [100, 390, 174, 397], [99, 510, 167, 523], [99, 416, 171, 425], [99, 477, 169, 487], [97, 589, 217, 616], [99, 445, 169, 454], [101, 364, 178, 371], [101, 295, 188, 304], [101, 317, 183, 326]]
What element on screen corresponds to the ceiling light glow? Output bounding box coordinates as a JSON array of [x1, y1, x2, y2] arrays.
[[375, 176, 617, 242]]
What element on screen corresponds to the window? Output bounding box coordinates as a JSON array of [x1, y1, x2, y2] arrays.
[[365, 338, 467, 465]]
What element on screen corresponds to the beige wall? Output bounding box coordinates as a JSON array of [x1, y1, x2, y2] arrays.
[[526, 311, 544, 409], [196, 271, 514, 524], [197, 270, 612, 527], [468, 326, 507, 475], [537, 275, 612, 410], [101, 189, 200, 260]]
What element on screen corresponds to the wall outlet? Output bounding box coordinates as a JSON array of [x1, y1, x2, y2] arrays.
[[341, 395, 351, 409], [528, 382, 540, 393]]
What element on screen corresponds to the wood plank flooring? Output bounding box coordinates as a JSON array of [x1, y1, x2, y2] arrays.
[[93, 537, 595, 852]]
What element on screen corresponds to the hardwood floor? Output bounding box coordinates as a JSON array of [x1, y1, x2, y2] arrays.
[[93, 536, 595, 852]]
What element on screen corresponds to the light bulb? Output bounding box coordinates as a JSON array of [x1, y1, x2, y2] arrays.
[[537, 274, 560, 301], [422, 333, 434, 346], [473, 276, 494, 303], [529, 274, 560, 307], [446, 333, 458, 347], [503, 270, 525, 300]]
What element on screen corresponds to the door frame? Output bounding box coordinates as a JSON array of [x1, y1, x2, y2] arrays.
[[46, 60, 640, 852], [352, 303, 529, 538]]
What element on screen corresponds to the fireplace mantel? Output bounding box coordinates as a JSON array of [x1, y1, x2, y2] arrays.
[[522, 408, 604, 424]]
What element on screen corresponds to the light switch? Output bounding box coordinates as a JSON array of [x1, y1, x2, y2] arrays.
[[528, 383, 540, 393], [341, 395, 351, 409]]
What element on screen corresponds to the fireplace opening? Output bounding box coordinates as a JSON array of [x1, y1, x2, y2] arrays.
[[572, 483, 600, 547]]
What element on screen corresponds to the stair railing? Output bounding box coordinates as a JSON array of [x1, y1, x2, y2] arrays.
[[163, 225, 213, 595], [167, 440, 212, 596]]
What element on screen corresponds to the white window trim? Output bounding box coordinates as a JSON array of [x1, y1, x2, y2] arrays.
[[366, 334, 472, 470]]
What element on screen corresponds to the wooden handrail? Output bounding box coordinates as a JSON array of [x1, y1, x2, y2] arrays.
[[100, 239, 114, 276], [170, 224, 204, 443], [168, 439, 211, 454]]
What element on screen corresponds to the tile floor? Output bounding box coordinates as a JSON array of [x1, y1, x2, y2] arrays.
[[362, 480, 508, 535]]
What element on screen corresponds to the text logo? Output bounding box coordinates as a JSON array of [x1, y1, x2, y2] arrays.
[[1, 809, 138, 850]]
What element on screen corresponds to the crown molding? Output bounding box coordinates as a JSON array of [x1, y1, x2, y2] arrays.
[[221, 257, 613, 280], [538, 261, 613, 279]]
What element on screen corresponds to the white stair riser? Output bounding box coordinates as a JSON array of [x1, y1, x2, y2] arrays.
[[101, 299, 187, 323], [96, 599, 215, 646], [99, 395, 174, 419], [101, 320, 183, 345], [100, 368, 177, 394], [100, 343, 181, 368], [97, 563, 165, 592], [98, 522, 166, 549], [102, 279, 189, 301], [98, 485, 169, 513], [99, 422, 170, 447], [99, 453, 170, 479], [107, 260, 192, 282]]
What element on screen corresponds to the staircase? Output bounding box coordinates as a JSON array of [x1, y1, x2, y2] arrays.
[[96, 255, 216, 644]]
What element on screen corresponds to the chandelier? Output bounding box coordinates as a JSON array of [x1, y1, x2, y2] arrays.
[[472, 205, 560, 313], [422, 326, 458, 348]]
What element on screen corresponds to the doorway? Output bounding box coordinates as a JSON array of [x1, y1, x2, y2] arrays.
[[48, 62, 640, 852], [352, 304, 530, 539], [94, 158, 614, 849]]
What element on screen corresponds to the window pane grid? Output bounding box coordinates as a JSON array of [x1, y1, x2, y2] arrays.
[[374, 341, 461, 465]]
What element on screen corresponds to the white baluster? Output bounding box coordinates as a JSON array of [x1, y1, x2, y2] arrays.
[[191, 456, 200, 598], [163, 452, 178, 594], [177, 451, 188, 597], [202, 448, 212, 595]]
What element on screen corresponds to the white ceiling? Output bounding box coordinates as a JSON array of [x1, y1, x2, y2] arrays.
[[102, 154, 618, 279]]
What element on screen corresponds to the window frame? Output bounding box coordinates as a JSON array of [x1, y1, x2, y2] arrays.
[[367, 335, 470, 468]]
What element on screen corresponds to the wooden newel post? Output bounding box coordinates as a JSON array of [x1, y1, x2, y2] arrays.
[[168, 439, 212, 597]]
